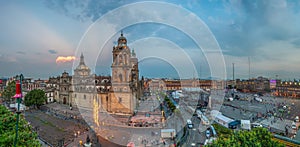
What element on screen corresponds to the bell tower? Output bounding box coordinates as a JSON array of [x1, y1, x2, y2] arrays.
[[110, 32, 138, 114]]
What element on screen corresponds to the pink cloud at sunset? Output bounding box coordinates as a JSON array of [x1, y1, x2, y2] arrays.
[[55, 56, 76, 64]]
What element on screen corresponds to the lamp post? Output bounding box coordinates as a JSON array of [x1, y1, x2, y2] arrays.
[[13, 74, 23, 147]]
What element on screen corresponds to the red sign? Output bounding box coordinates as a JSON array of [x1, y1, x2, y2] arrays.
[[13, 82, 22, 98]]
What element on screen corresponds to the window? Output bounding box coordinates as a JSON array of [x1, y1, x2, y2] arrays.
[[84, 95, 86, 99], [118, 97, 122, 103], [119, 74, 123, 82]]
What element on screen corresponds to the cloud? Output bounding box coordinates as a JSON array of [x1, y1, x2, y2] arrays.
[[291, 38, 300, 48], [56, 56, 76, 63], [16, 51, 26, 55], [44, 0, 147, 22], [48, 49, 58, 54]]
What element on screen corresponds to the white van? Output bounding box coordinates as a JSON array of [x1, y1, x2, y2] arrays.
[[187, 119, 193, 129]]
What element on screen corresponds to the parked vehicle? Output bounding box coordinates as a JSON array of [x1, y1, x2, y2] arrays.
[[254, 97, 263, 102], [196, 110, 203, 119], [187, 119, 193, 129], [229, 120, 240, 129], [292, 122, 297, 130], [251, 123, 263, 128], [227, 97, 233, 101], [206, 129, 211, 138], [295, 116, 299, 122], [210, 125, 217, 137]]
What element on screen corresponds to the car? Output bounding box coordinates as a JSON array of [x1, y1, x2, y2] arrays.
[[254, 97, 263, 102], [251, 123, 263, 128], [226, 97, 233, 101], [187, 119, 193, 129], [206, 130, 210, 138], [295, 116, 299, 122], [292, 122, 297, 130]]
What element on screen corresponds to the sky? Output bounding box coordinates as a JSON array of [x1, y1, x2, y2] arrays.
[[1, 0, 300, 80]]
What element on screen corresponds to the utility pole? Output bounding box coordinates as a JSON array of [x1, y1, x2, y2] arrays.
[[248, 57, 250, 80], [232, 63, 235, 86]]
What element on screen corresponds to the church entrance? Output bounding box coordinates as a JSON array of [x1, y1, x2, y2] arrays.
[[63, 97, 66, 104]]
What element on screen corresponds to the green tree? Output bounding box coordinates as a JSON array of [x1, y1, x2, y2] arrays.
[[206, 127, 284, 147], [24, 89, 46, 109], [2, 81, 16, 103], [0, 105, 40, 146]]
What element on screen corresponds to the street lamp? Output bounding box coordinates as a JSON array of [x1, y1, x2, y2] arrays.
[[13, 74, 23, 147]]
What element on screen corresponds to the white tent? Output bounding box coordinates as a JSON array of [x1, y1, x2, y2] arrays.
[[241, 120, 251, 130]]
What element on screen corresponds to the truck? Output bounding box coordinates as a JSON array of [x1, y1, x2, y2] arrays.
[[161, 129, 176, 139]]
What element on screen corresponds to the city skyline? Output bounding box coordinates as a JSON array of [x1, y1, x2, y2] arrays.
[[1, 1, 300, 80]]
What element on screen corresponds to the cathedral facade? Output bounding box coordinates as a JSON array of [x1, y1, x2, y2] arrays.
[[47, 32, 143, 115]]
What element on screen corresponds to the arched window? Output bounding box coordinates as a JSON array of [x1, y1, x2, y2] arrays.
[[119, 73, 123, 82]]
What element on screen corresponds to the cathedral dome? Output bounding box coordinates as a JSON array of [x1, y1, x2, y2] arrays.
[[74, 53, 91, 76], [118, 31, 127, 45], [76, 64, 89, 70]]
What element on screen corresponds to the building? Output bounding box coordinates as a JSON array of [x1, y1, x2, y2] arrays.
[[72, 53, 96, 109], [45, 72, 72, 104], [236, 76, 270, 92], [46, 32, 142, 115], [99, 32, 140, 115], [147, 78, 224, 92], [274, 80, 300, 98]]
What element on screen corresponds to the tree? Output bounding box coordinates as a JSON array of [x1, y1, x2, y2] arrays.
[[24, 89, 47, 108], [2, 81, 16, 103], [0, 105, 40, 146], [206, 127, 284, 147]]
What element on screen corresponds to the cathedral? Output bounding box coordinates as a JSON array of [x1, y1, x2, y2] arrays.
[[69, 32, 143, 115], [99, 32, 141, 115]]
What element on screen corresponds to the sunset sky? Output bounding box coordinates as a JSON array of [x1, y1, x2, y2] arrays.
[[1, 0, 300, 80]]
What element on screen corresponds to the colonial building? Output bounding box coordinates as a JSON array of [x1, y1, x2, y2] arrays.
[[236, 76, 270, 92], [72, 53, 96, 110], [100, 32, 140, 115], [46, 71, 72, 104], [147, 78, 224, 91], [46, 32, 143, 115], [274, 80, 300, 98]]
